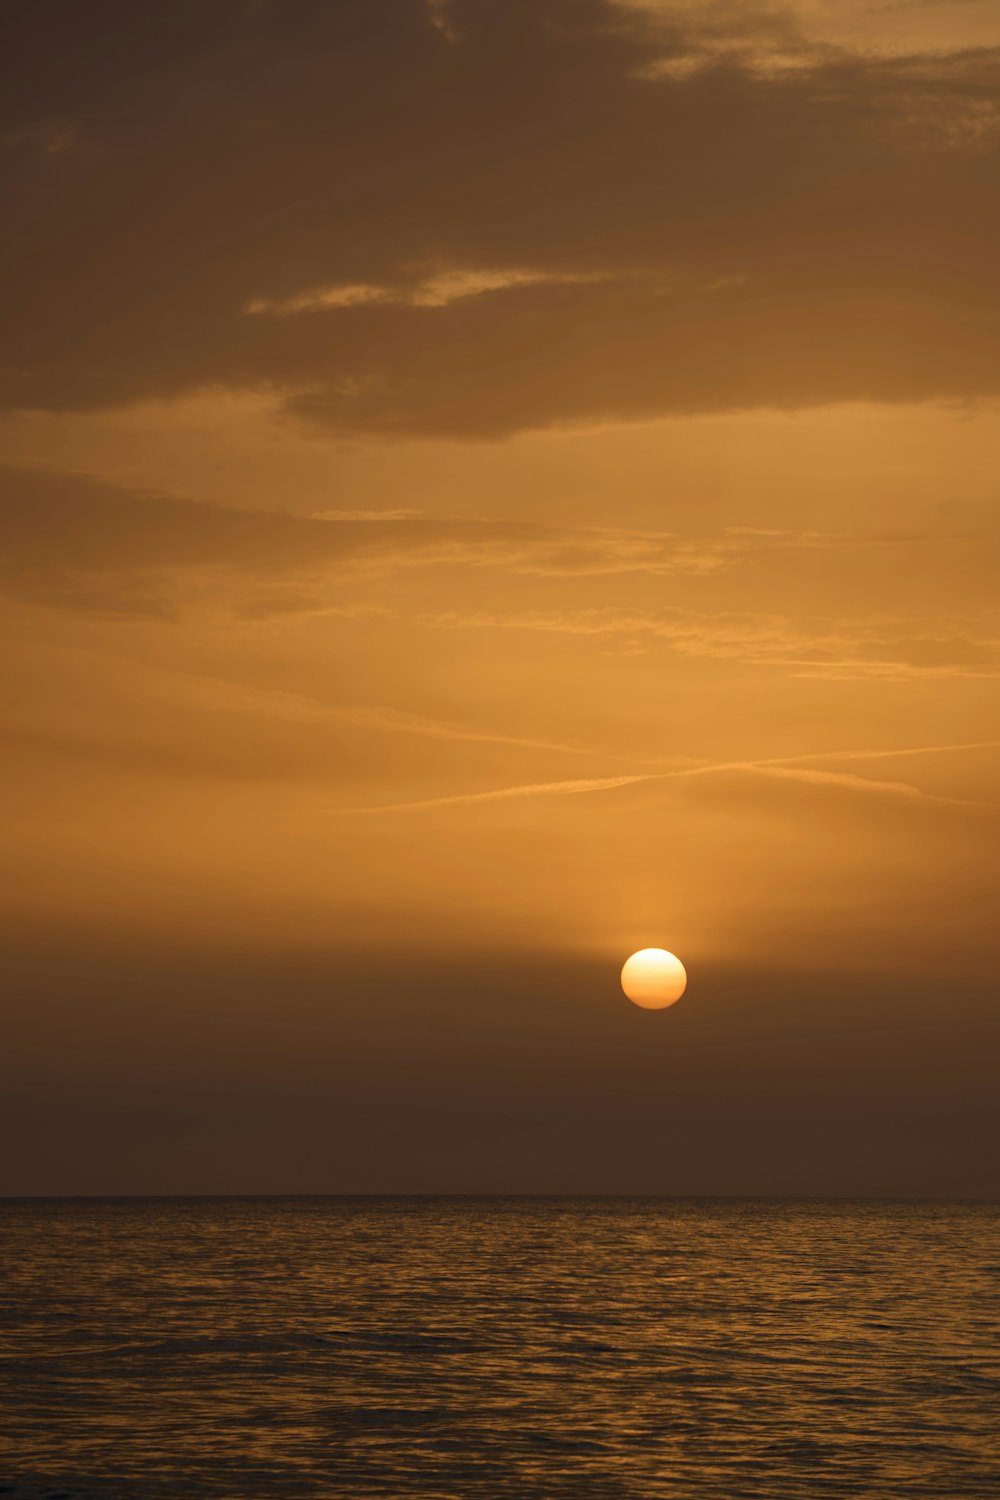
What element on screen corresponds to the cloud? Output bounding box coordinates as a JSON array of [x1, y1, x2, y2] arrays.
[[247, 266, 607, 315], [332, 774, 661, 815], [0, 466, 832, 616], [115, 659, 585, 756], [0, 642, 586, 781], [333, 740, 1000, 815], [427, 603, 1000, 679], [2, 1, 999, 436], [4, 470, 996, 692], [312, 508, 422, 521], [736, 762, 989, 809], [634, 1, 1000, 65]]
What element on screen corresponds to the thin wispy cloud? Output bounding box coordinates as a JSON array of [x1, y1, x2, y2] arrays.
[[8, 645, 583, 759], [2, 468, 855, 619], [734, 763, 991, 812], [332, 774, 657, 816], [332, 741, 1000, 816], [247, 267, 608, 316], [427, 605, 1000, 680]]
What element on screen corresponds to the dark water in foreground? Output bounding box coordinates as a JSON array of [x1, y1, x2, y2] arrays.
[[1, 1198, 999, 1499]]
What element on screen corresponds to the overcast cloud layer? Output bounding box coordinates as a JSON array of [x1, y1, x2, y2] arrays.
[[3, 0, 1000, 434]]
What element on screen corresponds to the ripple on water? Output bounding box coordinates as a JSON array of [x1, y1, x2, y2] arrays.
[[1, 1197, 999, 1498]]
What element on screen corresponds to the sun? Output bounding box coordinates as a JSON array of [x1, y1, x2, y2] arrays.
[[620, 948, 687, 1010]]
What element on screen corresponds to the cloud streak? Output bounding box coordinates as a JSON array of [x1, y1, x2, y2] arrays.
[[4, 644, 586, 762], [428, 605, 1000, 680], [0, 466, 852, 617], [332, 740, 1000, 816]]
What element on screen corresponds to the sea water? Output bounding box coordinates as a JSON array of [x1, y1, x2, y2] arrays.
[[2, 1197, 999, 1498]]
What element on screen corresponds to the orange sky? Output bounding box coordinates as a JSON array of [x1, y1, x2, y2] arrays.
[[2, 0, 998, 1195]]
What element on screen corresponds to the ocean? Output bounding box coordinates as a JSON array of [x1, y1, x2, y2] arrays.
[[1, 1197, 998, 1498]]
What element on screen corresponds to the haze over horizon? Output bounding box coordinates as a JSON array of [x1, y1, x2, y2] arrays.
[[2, 0, 999, 1197]]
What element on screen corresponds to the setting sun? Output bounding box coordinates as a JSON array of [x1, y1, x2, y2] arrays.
[[620, 948, 688, 1010]]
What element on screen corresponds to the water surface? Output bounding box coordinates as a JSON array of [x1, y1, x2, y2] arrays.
[[2, 1197, 999, 1497]]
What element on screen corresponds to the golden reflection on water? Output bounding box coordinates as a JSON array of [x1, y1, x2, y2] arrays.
[[1, 1198, 999, 1498]]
